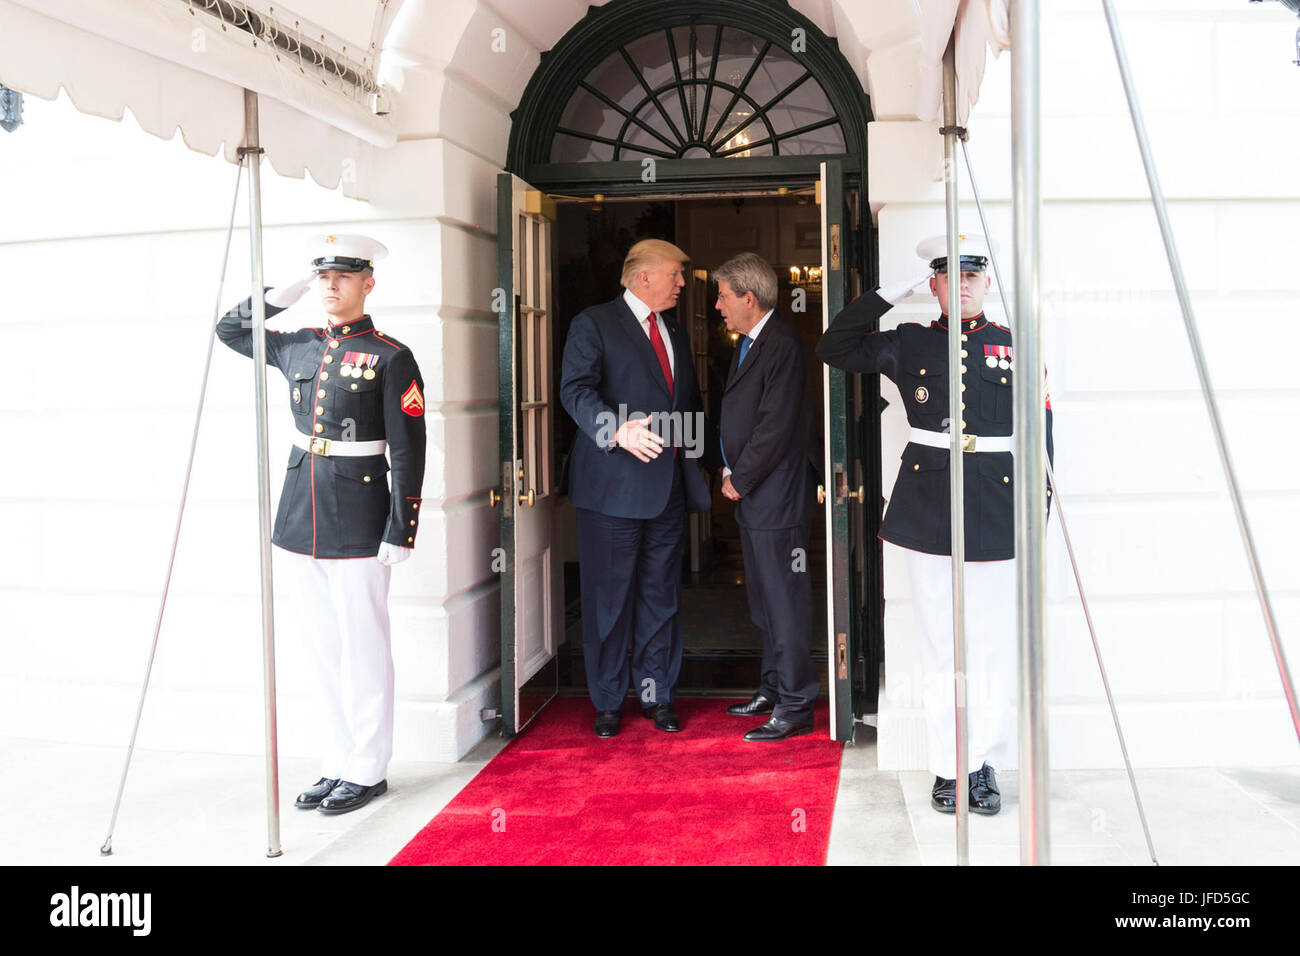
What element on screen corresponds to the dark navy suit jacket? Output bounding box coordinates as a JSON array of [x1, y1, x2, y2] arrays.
[[560, 294, 718, 518], [720, 311, 815, 530]]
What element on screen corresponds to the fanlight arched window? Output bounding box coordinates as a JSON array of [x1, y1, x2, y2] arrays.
[[550, 24, 846, 163]]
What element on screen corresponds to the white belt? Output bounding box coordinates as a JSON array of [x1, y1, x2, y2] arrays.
[[293, 433, 387, 458], [909, 427, 1013, 454]]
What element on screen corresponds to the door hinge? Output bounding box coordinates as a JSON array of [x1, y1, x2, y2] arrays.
[[525, 189, 556, 221]]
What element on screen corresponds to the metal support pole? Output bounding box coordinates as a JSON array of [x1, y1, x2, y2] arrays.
[[99, 163, 245, 857], [1101, 0, 1300, 749], [941, 36, 971, 865], [1011, 0, 1051, 866], [241, 89, 283, 859], [961, 140, 1159, 866]]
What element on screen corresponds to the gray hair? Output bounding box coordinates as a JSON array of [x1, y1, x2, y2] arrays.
[[714, 252, 778, 310]]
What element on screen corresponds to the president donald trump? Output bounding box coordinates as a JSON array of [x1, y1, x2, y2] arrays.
[[560, 239, 716, 738]]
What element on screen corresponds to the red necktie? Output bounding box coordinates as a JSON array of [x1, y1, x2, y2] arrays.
[[646, 312, 674, 397]]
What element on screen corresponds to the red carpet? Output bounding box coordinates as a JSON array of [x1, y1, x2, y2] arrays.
[[389, 697, 843, 866]]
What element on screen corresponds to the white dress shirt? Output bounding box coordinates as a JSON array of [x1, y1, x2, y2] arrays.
[[623, 288, 675, 375]]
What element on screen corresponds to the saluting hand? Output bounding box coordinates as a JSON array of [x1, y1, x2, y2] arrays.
[[265, 272, 318, 309], [614, 416, 666, 463]]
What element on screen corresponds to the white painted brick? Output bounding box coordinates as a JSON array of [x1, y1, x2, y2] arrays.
[[1222, 595, 1300, 698], [1215, 22, 1300, 117], [438, 408, 499, 500], [436, 317, 499, 406], [437, 225, 500, 314]]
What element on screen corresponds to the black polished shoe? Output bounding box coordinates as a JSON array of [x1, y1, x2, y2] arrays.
[[969, 763, 1002, 815], [294, 776, 340, 810], [644, 702, 680, 732], [594, 710, 622, 738], [317, 779, 387, 815], [726, 693, 776, 717], [931, 776, 957, 813], [743, 716, 813, 742]]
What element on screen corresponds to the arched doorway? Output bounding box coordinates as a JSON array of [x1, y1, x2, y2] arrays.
[[508, 0, 869, 191], [498, 0, 882, 741]]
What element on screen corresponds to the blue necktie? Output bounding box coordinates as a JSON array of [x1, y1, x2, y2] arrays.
[[722, 336, 754, 470]]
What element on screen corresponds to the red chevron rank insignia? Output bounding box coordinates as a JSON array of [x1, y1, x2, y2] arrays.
[[401, 380, 425, 417]]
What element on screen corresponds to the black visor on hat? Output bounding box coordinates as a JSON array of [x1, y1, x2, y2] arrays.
[[929, 255, 989, 274], [312, 256, 370, 273]]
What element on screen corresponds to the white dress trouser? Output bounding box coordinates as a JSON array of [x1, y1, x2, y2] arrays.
[[280, 549, 394, 787], [904, 549, 1017, 779]]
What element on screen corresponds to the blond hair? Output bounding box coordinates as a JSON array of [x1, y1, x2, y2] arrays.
[[621, 238, 689, 289]]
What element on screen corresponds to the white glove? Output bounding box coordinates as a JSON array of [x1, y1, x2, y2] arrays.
[[877, 270, 934, 305], [376, 542, 411, 566], [265, 273, 317, 309]]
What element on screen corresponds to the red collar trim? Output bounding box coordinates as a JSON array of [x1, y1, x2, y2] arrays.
[[325, 314, 374, 338], [934, 312, 988, 334]]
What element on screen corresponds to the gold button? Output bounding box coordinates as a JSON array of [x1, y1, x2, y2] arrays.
[[913, 464, 920, 471], [314, 423, 323, 434], [351, 383, 359, 391], [919, 368, 926, 376], [960, 364, 967, 373], [1047, 489, 1052, 497], [342, 326, 351, 334], [320, 371, 329, 381], [960, 420, 967, 429], [412, 503, 418, 510], [317, 389, 326, 399], [961, 402, 966, 410], [410, 520, 416, 527], [961, 334, 968, 342], [969, 320, 977, 328], [363, 476, 371, 483], [330, 340, 340, 349], [1003, 476, 1010, 484], [960, 349, 968, 358], [960, 384, 966, 392], [1001, 376, 1008, 384], [324, 355, 333, 364], [407, 536, 413, 543], [379, 332, 386, 337], [315, 405, 324, 415]]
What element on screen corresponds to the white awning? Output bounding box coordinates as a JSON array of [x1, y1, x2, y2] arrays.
[[0, 0, 402, 196], [916, 0, 1010, 126]]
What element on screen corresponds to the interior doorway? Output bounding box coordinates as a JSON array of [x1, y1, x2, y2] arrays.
[[552, 191, 830, 697]]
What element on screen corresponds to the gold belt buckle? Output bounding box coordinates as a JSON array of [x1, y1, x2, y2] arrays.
[[309, 437, 331, 457], [961, 433, 976, 453]]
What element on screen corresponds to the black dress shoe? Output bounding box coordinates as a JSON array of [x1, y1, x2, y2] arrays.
[[294, 777, 340, 810], [931, 776, 957, 813], [644, 702, 680, 732], [594, 710, 622, 737], [317, 779, 387, 815], [743, 716, 813, 742], [726, 693, 776, 717], [969, 763, 1002, 815]]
